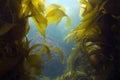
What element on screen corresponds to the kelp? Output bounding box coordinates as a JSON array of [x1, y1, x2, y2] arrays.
[[0, 0, 69, 80], [64, 0, 120, 80], [23, 41, 65, 79], [63, 0, 120, 80], [30, 2, 71, 37], [52, 47, 64, 64], [56, 45, 92, 80], [35, 42, 64, 63], [30, 0, 47, 37], [46, 4, 71, 27], [0, 0, 71, 37]]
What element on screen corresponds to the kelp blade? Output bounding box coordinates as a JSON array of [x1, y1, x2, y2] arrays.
[[30, 0, 47, 37], [52, 47, 64, 64], [46, 4, 71, 27]]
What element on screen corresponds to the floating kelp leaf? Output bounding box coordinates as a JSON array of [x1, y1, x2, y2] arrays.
[[0, 22, 15, 36], [46, 4, 65, 14], [36, 42, 51, 60], [66, 16, 71, 27], [29, 44, 41, 54], [39, 46, 51, 60], [40, 42, 51, 60], [32, 14, 47, 37], [46, 4, 71, 27], [37, 46, 47, 55], [30, 0, 47, 37], [52, 47, 64, 64], [46, 8, 66, 24], [55, 16, 63, 26], [55, 15, 71, 27], [30, 0, 46, 12]]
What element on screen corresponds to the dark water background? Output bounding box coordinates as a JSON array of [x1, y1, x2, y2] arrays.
[[27, 0, 81, 79]]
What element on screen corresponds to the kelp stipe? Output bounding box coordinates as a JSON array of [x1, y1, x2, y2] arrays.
[[0, 0, 70, 79], [60, 0, 120, 80]]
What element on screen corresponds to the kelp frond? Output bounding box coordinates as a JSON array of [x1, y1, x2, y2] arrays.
[[46, 4, 71, 27], [65, 0, 120, 80], [33, 42, 65, 63], [30, 0, 47, 37], [19, 0, 70, 38], [52, 47, 64, 64], [65, 0, 106, 43], [36, 42, 51, 60], [30, 1, 71, 37]]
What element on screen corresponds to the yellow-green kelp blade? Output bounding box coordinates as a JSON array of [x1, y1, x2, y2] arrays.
[[31, 14, 47, 37], [46, 4, 71, 27], [52, 47, 64, 64], [36, 42, 51, 60], [66, 16, 71, 27], [30, 0, 47, 37]]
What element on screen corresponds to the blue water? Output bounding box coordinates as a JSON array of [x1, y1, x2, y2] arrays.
[[27, 0, 81, 79]]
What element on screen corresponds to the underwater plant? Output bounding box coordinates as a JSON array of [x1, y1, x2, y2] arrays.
[[0, 0, 70, 79], [62, 0, 120, 80]]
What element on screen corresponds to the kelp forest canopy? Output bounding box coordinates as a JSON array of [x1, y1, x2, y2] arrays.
[[0, 0, 120, 80]]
